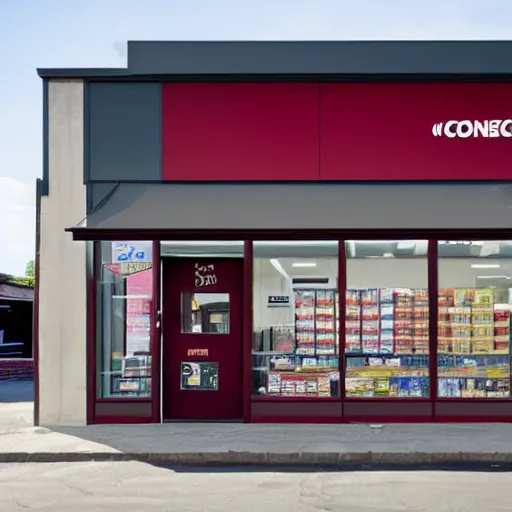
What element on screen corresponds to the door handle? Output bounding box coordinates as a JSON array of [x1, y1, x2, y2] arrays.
[[155, 310, 162, 329]]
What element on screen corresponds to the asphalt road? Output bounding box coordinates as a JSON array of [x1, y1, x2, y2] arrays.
[[1, 462, 511, 512]]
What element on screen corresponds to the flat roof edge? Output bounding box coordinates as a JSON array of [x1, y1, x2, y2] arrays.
[[37, 68, 128, 79], [36, 72, 512, 81], [38, 40, 512, 79], [127, 39, 512, 44]]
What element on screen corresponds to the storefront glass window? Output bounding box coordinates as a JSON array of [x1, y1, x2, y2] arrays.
[[252, 241, 340, 398], [438, 240, 512, 398], [96, 241, 153, 398], [345, 240, 429, 398]]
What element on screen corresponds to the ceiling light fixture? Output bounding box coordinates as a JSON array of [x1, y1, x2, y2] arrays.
[[439, 241, 484, 246], [292, 262, 317, 268], [397, 241, 415, 250], [270, 258, 291, 281], [351, 240, 422, 245], [471, 264, 501, 269]]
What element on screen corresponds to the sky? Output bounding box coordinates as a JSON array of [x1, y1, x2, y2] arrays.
[[1, 0, 512, 276]]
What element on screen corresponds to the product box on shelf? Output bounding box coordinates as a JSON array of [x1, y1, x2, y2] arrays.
[[315, 290, 336, 355], [361, 289, 379, 354], [346, 289, 361, 353]]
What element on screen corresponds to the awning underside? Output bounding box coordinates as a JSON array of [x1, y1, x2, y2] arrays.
[[71, 182, 512, 234]]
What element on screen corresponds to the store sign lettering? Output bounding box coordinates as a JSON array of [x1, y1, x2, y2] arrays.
[[187, 348, 209, 357], [195, 263, 217, 287], [112, 242, 152, 263], [432, 120, 512, 138]]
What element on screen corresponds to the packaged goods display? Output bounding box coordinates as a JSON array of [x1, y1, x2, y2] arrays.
[[345, 288, 430, 398], [251, 289, 340, 397], [295, 290, 338, 355], [345, 288, 429, 355], [437, 288, 511, 398], [252, 285, 511, 400]]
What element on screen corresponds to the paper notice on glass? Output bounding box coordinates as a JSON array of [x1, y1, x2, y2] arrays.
[[126, 269, 152, 356]]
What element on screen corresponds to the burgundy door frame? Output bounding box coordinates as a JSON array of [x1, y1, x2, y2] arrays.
[[151, 240, 161, 423], [161, 256, 244, 420], [82, 231, 512, 424], [242, 241, 253, 422]]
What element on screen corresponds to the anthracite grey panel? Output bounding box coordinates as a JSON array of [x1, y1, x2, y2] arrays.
[[127, 41, 512, 75], [88, 83, 161, 182], [84, 182, 512, 230], [37, 41, 512, 78]]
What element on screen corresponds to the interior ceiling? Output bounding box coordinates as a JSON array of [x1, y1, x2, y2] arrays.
[[159, 241, 512, 286], [259, 258, 335, 279], [160, 241, 512, 259]]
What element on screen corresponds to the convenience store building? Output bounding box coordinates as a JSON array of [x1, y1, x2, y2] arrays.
[[36, 40, 512, 426]]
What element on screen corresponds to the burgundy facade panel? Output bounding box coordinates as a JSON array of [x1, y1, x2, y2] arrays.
[[161, 83, 320, 181], [344, 401, 433, 421], [435, 401, 512, 420], [251, 401, 342, 421], [95, 401, 152, 418], [320, 82, 512, 181], [162, 82, 512, 182]]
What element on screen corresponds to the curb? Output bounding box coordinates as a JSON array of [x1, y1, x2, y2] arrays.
[[2, 451, 512, 465]]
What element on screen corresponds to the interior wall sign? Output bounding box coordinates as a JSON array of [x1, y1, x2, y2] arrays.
[[268, 296, 291, 307], [432, 120, 512, 138]]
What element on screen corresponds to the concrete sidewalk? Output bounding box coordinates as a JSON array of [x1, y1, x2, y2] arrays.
[[3, 402, 512, 465]]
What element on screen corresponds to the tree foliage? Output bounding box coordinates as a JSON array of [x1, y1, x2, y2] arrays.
[[0, 273, 34, 287], [25, 260, 35, 278]]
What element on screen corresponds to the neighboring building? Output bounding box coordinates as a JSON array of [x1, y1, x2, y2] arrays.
[[0, 277, 33, 359], [0, 276, 34, 382], [36, 41, 512, 426]]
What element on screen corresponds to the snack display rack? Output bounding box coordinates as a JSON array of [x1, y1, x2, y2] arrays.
[[345, 288, 430, 398], [251, 289, 340, 397], [295, 289, 338, 355], [438, 288, 511, 398]]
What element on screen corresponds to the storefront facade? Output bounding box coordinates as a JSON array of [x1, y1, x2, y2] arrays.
[[35, 41, 512, 426]]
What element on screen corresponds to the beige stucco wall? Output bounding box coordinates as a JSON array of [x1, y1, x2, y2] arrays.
[[38, 79, 87, 426]]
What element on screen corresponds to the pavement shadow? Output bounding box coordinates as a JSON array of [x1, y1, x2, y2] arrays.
[[148, 462, 512, 473]]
